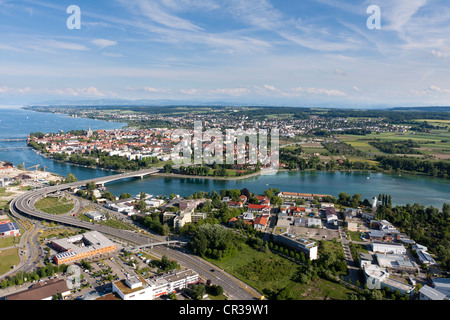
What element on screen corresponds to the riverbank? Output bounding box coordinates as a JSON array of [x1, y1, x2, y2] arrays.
[[154, 171, 262, 181]]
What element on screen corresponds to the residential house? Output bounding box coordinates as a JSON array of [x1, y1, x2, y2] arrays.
[[254, 216, 268, 231], [247, 204, 271, 214]]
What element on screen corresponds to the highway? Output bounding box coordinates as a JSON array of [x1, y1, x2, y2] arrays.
[[8, 168, 261, 300]]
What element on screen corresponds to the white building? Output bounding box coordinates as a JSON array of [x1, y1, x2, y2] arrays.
[[145, 198, 165, 208], [417, 250, 436, 265], [85, 211, 105, 222], [431, 278, 450, 298], [363, 264, 414, 296], [419, 285, 447, 300], [273, 234, 318, 260], [371, 242, 406, 255], [112, 269, 199, 300]]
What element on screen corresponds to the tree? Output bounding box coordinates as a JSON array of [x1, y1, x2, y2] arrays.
[[138, 199, 147, 212], [350, 194, 361, 208], [164, 163, 172, 173], [191, 284, 206, 300], [64, 173, 78, 184], [209, 285, 224, 296], [86, 181, 96, 192]]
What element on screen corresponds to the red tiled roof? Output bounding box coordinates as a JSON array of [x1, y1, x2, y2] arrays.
[[254, 216, 268, 226]]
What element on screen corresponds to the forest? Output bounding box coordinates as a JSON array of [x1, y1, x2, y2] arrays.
[[369, 139, 422, 154]]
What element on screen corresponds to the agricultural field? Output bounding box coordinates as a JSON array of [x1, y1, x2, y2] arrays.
[[35, 196, 75, 215], [337, 130, 450, 160]]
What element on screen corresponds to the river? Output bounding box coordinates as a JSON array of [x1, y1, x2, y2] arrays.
[[0, 106, 449, 208]]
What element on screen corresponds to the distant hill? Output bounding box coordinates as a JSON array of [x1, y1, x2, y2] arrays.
[[389, 106, 450, 112]]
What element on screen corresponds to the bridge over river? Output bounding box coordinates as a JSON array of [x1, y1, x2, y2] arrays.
[[7, 166, 260, 300]]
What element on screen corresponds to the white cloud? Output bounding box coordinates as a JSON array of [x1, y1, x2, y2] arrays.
[[377, 0, 428, 32], [293, 87, 346, 97], [0, 86, 109, 97], [431, 49, 447, 59], [45, 40, 89, 51], [208, 87, 250, 96], [91, 39, 118, 49], [429, 85, 450, 94], [123, 0, 203, 31]]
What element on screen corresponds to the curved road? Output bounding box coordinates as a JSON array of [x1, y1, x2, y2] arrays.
[[7, 170, 260, 300]]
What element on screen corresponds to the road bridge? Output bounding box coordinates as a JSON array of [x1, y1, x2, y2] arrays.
[[7, 166, 259, 300], [9, 168, 163, 243]]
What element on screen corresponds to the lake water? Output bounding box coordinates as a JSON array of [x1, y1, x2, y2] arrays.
[[0, 107, 449, 208]]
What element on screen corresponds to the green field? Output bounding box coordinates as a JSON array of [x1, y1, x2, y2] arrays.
[[206, 244, 358, 300], [0, 248, 20, 274], [35, 197, 74, 215], [0, 234, 20, 249], [338, 130, 450, 160]]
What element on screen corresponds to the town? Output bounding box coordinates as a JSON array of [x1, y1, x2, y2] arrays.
[[26, 106, 450, 180], [0, 158, 448, 301]]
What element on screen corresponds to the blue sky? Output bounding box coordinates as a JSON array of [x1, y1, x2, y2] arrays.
[[0, 0, 449, 107]]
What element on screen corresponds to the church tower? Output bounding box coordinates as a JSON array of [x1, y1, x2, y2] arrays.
[[87, 125, 93, 138]]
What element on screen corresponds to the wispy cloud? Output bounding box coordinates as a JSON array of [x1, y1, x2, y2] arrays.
[[91, 39, 117, 49]]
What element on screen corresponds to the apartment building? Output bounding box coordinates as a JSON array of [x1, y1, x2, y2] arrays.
[[273, 234, 318, 260], [112, 269, 199, 300]]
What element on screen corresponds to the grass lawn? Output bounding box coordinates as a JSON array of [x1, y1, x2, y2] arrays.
[[348, 230, 364, 242], [78, 213, 132, 230], [35, 197, 74, 215], [38, 228, 78, 240], [0, 235, 20, 248], [206, 244, 358, 300], [0, 248, 20, 274]]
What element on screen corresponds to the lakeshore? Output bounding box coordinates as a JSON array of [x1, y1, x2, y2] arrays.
[[1, 107, 449, 208]]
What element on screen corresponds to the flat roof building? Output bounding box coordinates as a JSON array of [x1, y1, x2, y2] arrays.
[[112, 269, 199, 300], [52, 231, 117, 265], [375, 253, 418, 274], [273, 234, 318, 260], [0, 222, 20, 237], [371, 242, 406, 255], [2, 279, 71, 300], [363, 264, 414, 296]]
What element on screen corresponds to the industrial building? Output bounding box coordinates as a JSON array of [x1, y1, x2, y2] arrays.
[[51, 231, 117, 265], [0, 222, 20, 238]]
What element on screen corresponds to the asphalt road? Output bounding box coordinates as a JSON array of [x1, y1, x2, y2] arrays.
[[149, 246, 260, 300], [7, 169, 261, 300]]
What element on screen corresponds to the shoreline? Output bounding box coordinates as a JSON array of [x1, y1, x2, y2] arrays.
[[153, 171, 262, 181], [30, 148, 450, 182]]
